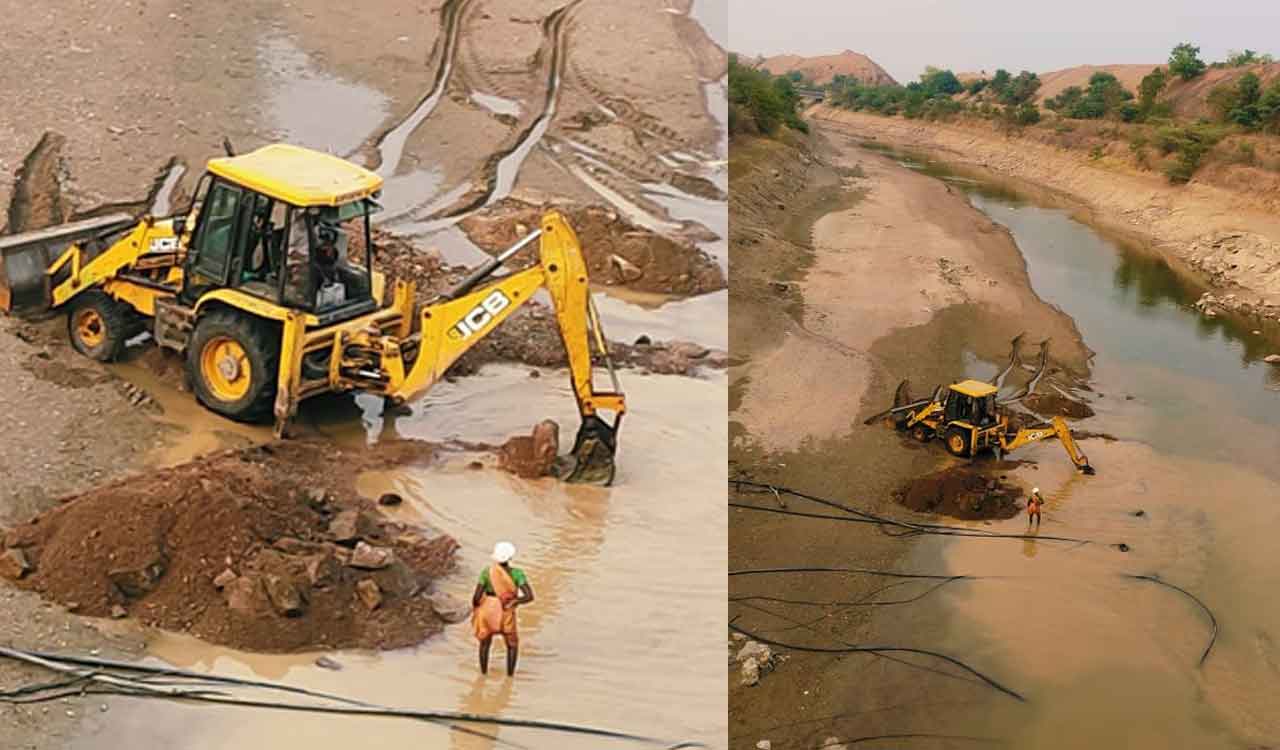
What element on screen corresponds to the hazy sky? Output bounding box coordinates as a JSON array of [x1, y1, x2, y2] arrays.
[[729, 0, 1280, 83]]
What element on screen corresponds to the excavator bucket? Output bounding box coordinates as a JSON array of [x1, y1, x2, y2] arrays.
[[562, 414, 619, 486], [0, 213, 135, 314]]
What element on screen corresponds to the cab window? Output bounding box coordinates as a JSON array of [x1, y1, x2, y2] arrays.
[[190, 181, 242, 283]]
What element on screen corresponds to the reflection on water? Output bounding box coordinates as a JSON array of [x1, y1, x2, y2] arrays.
[[77, 367, 727, 749], [257, 33, 390, 156]]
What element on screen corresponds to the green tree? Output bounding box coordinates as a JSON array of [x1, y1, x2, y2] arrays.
[[1168, 43, 1207, 81], [1138, 67, 1168, 117], [920, 67, 963, 97], [1259, 80, 1280, 133], [990, 69, 1012, 96], [999, 71, 1042, 105]]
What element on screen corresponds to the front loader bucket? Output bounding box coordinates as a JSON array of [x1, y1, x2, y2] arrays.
[[0, 213, 135, 314], [562, 414, 619, 486]]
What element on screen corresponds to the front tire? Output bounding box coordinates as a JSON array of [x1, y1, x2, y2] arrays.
[[67, 291, 132, 362], [945, 426, 972, 457], [187, 309, 280, 422]]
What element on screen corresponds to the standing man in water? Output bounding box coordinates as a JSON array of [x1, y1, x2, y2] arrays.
[[472, 541, 535, 676], [1027, 487, 1043, 527]]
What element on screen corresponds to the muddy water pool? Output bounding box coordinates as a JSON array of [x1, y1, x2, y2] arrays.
[[74, 367, 727, 749]]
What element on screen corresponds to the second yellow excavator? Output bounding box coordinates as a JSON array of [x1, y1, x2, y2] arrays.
[[0, 144, 625, 484], [870, 379, 1095, 474]]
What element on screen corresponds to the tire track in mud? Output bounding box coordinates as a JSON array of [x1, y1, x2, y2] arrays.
[[389, 0, 583, 233], [366, 0, 473, 177]]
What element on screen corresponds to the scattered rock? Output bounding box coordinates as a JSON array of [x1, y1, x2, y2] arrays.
[[263, 575, 306, 617], [212, 569, 237, 589], [224, 576, 267, 617], [1265, 354, 1280, 364], [273, 537, 321, 555], [304, 552, 340, 588], [110, 604, 127, 619], [350, 542, 393, 570], [497, 420, 560, 479], [356, 579, 383, 610], [742, 657, 760, 686], [427, 592, 472, 623], [377, 493, 403, 507], [668, 341, 710, 360], [756, 741, 772, 750], [314, 656, 343, 671], [107, 559, 166, 598], [0, 548, 33, 580], [609, 253, 644, 282], [328, 510, 376, 545], [737, 641, 772, 664]]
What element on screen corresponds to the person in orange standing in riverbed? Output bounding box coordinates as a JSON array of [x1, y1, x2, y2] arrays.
[[1027, 487, 1043, 527], [472, 541, 535, 676]]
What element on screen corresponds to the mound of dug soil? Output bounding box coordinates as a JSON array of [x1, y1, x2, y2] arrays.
[[1, 439, 459, 652], [894, 467, 1023, 520], [1023, 392, 1095, 419], [369, 228, 727, 376], [459, 198, 725, 296]]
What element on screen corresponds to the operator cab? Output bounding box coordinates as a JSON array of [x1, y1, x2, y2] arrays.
[[176, 144, 383, 325], [944, 380, 998, 426]]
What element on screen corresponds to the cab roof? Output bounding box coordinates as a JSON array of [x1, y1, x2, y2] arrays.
[[950, 379, 998, 398], [206, 144, 382, 207]]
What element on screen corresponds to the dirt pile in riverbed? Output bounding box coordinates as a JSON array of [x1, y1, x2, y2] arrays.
[[459, 198, 725, 296], [894, 466, 1023, 520], [1023, 392, 1095, 419], [0, 439, 460, 652], [370, 227, 727, 376]]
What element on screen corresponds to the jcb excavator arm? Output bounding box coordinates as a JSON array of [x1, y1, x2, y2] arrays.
[[1001, 415, 1095, 474], [386, 210, 624, 483]]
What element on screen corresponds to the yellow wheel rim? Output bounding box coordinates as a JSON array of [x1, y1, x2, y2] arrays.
[[74, 309, 106, 348], [201, 336, 251, 401], [948, 434, 966, 454]]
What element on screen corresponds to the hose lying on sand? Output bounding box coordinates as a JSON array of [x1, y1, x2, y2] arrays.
[[1124, 574, 1219, 667], [729, 622, 1026, 703], [0, 647, 703, 749], [730, 478, 1100, 545]]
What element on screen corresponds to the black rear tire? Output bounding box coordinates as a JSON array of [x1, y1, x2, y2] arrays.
[[67, 291, 130, 362], [186, 309, 280, 422]]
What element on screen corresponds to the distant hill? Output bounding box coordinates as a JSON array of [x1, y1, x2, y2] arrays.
[[758, 50, 898, 87], [1034, 63, 1280, 119]]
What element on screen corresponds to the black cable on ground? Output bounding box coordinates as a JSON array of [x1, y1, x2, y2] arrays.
[[730, 566, 974, 581], [1124, 574, 1218, 667], [729, 480, 1098, 545], [728, 622, 1026, 703], [13, 648, 518, 748], [0, 647, 699, 748]]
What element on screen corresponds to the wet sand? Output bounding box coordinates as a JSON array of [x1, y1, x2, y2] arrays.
[[72, 366, 728, 748]]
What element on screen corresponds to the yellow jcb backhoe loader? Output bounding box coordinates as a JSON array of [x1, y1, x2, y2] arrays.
[[0, 144, 625, 484], [871, 379, 1095, 474]]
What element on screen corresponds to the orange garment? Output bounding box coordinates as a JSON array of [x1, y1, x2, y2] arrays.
[[472, 563, 519, 642], [1027, 495, 1043, 516]]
